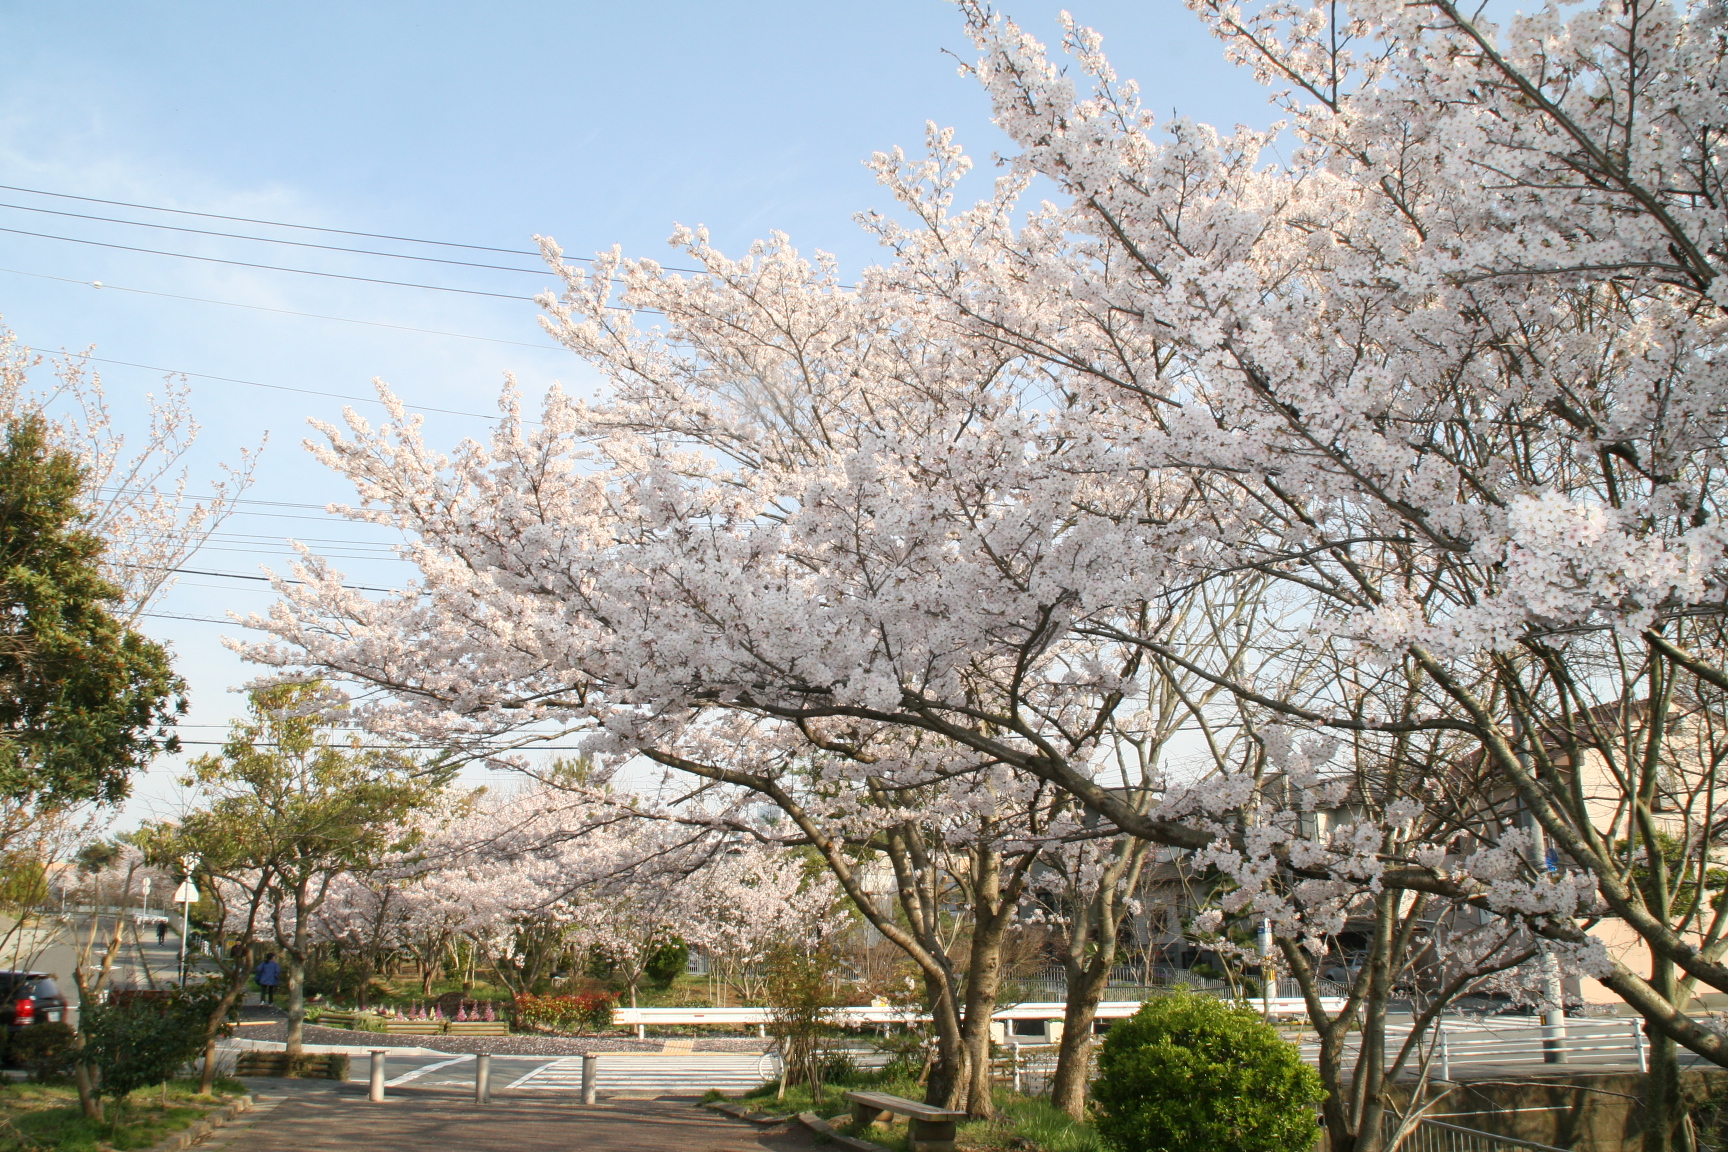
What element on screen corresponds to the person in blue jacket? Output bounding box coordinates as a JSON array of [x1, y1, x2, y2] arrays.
[[255, 954, 282, 1004]]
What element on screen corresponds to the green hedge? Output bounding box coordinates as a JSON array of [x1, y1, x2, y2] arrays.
[[1091, 992, 1324, 1152]]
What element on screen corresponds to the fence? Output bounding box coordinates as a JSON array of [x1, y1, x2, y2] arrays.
[[990, 1044, 1075, 1096], [1387, 1118, 1571, 1152], [1299, 1016, 1650, 1076], [1018, 966, 1350, 1000]]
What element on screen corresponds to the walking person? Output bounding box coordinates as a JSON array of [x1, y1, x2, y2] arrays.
[[156, 921, 167, 946], [256, 953, 281, 1005]]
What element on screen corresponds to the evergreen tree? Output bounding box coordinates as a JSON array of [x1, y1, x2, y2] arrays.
[[0, 416, 182, 806]]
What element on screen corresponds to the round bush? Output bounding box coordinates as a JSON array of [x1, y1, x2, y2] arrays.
[[1092, 992, 1324, 1152], [7, 1021, 76, 1081]]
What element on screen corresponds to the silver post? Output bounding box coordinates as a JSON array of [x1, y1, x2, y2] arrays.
[[1633, 1020, 1648, 1073], [1439, 1029, 1450, 1082], [474, 1051, 491, 1104], [369, 1049, 387, 1102], [1540, 949, 1568, 1064], [1011, 1043, 1022, 1094], [581, 1052, 598, 1105]]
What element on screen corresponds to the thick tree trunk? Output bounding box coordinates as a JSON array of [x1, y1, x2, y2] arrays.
[[1051, 955, 1110, 1116], [284, 891, 310, 1055], [1645, 950, 1685, 1152], [1051, 842, 1145, 1118], [959, 910, 1010, 1118], [924, 969, 969, 1110]]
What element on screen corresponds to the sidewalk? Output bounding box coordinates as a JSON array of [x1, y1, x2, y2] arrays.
[[203, 1081, 823, 1152]]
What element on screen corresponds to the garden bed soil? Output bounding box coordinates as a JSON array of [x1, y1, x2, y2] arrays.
[[244, 1021, 772, 1056]]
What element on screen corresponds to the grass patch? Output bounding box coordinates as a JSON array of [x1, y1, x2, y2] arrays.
[[740, 1072, 1100, 1152], [0, 1077, 245, 1152]]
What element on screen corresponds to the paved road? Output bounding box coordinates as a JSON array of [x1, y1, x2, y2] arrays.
[[203, 1082, 822, 1152]]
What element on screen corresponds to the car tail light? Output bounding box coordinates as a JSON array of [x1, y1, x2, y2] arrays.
[[13, 998, 33, 1024]]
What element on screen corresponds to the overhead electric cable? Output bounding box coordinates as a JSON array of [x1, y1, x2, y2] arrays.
[[168, 739, 588, 750], [0, 200, 550, 274], [77, 353, 509, 420], [0, 265, 655, 337], [129, 563, 399, 593], [0, 225, 540, 300], [0, 181, 712, 274]]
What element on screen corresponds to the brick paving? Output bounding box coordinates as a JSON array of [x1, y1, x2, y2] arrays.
[[202, 1081, 823, 1152]]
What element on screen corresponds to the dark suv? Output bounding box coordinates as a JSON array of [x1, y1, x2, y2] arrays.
[[0, 972, 68, 1032]]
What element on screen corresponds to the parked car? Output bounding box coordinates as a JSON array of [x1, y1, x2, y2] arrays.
[[0, 972, 68, 1032]]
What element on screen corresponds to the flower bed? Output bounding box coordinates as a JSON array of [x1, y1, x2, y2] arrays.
[[306, 1000, 510, 1036], [513, 992, 614, 1036]]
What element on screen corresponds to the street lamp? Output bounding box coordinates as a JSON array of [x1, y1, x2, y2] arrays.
[[172, 857, 200, 986]]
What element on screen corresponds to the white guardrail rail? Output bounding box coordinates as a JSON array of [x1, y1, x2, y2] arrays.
[[1298, 1016, 1652, 1075], [609, 997, 1345, 1027]]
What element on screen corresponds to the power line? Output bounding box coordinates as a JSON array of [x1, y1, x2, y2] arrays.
[[130, 564, 400, 594], [0, 266, 574, 351], [0, 181, 712, 275], [0, 200, 550, 276], [169, 739, 586, 751], [78, 353, 511, 420], [0, 224, 540, 301]]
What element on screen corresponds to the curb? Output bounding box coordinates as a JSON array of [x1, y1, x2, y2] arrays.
[[797, 1110, 892, 1152], [139, 1094, 253, 1152]]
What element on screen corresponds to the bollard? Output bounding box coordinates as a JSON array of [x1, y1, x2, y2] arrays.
[[1010, 1043, 1022, 1094], [636, 1023, 646, 1040], [1438, 1030, 1450, 1082], [581, 1052, 598, 1105], [475, 1051, 491, 1104], [368, 1049, 387, 1102]]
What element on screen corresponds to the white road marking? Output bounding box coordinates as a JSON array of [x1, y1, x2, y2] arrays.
[[504, 1060, 563, 1089], [386, 1053, 474, 1086]]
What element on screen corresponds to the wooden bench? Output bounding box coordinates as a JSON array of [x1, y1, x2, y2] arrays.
[[842, 1090, 966, 1152]]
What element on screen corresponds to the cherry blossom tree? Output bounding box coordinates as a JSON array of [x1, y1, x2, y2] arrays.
[[235, 0, 1728, 1140], [911, 4, 1728, 1144]]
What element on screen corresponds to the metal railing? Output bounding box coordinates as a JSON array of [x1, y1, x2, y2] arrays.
[[1389, 1118, 1571, 1152], [1301, 1016, 1649, 1075]]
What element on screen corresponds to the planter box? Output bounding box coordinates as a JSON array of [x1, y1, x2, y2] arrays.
[[380, 1020, 444, 1034], [234, 1052, 349, 1080], [444, 1021, 510, 1036], [312, 1012, 357, 1029]]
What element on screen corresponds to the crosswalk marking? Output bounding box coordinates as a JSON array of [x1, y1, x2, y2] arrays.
[[387, 1053, 473, 1086]]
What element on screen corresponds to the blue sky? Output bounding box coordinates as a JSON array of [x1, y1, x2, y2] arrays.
[[0, 0, 1272, 822]]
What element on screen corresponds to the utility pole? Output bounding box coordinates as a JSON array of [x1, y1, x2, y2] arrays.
[[172, 856, 200, 987]]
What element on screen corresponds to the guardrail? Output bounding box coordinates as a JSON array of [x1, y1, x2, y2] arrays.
[[1299, 1017, 1650, 1075], [1393, 1118, 1572, 1152], [610, 997, 1345, 1027]]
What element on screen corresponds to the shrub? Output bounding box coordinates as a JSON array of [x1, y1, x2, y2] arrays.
[[644, 938, 689, 988], [513, 992, 614, 1035], [8, 1020, 76, 1081], [1091, 992, 1324, 1152], [763, 942, 839, 1101], [80, 990, 213, 1109]]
